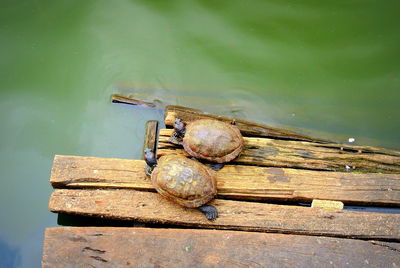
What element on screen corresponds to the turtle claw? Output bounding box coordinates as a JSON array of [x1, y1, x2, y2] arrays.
[[199, 205, 218, 220], [208, 163, 224, 171]]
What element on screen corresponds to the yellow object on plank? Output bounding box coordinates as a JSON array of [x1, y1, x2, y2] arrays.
[[311, 199, 344, 210]]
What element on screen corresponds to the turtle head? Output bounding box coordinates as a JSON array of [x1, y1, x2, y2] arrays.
[[144, 148, 156, 165], [173, 118, 186, 137], [144, 148, 157, 176]]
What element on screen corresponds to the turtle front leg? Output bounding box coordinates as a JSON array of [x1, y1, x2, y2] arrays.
[[208, 163, 224, 171], [144, 148, 157, 176], [198, 205, 218, 220], [145, 165, 153, 176], [169, 135, 183, 145]]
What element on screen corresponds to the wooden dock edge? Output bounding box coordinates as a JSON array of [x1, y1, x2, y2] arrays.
[[165, 105, 328, 143], [42, 227, 400, 268]]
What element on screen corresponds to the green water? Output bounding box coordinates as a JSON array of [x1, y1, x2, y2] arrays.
[[1, 1, 399, 266]]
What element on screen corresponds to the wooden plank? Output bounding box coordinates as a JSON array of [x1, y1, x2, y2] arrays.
[[158, 128, 400, 173], [50, 155, 151, 190], [141, 120, 158, 159], [111, 94, 157, 108], [50, 155, 400, 206], [42, 227, 400, 268], [49, 189, 400, 241], [165, 105, 329, 142]]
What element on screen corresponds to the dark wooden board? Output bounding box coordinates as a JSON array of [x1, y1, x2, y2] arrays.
[[165, 105, 328, 142], [141, 120, 158, 159], [158, 128, 400, 173], [49, 189, 400, 241], [50, 155, 400, 206], [42, 227, 400, 268]]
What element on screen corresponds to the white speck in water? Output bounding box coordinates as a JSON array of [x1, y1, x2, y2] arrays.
[[348, 138, 355, 143]]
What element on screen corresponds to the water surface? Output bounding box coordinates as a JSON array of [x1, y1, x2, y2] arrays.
[[1, 1, 399, 267]]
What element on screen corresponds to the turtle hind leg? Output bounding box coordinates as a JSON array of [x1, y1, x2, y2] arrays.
[[189, 158, 224, 171], [208, 163, 224, 171], [198, 205, 218, 220]]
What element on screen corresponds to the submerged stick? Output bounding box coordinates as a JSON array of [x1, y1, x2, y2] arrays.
[[111, 94, 157, 108]]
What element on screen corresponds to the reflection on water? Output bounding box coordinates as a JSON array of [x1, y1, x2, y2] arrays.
[[1, 0, 400, 267], [0, 239, 20, 268]]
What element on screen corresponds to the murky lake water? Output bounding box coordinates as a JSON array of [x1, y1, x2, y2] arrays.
[[1, 1, 400, 267]]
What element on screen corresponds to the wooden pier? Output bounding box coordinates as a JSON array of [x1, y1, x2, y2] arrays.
[[42, 96, 400, 267]]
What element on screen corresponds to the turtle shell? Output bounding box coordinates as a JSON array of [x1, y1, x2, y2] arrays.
[[151, 154, 217, 208], [183, 119, 243, 163]]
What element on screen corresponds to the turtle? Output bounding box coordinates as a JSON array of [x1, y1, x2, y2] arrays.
[[144, 149, 218, 220], [170, 118, 244, 169]]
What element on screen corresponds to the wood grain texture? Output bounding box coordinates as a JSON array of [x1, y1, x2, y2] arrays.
[[42, 227, 400, 268], [50, 155, 400, 206], [141, 120, 158, 159], [49, 189, 400, 241], [50, 155, 151, 190], [158, 128, 400, 173], [165, 105, 328, 142]]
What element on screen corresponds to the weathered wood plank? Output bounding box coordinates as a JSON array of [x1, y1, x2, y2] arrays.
[[50, 155, 151, 190], [165, 105, 329, 142], [158, 128, 400, 173], [49, 189, 400, 240], [141, 120, 158, 159], [50, 155, 400, 206], [42, 227, 400, 268]]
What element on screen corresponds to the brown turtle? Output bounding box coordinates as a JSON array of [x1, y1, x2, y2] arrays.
[[170, 118, 244, 168], [144, 149, 218, 220]]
